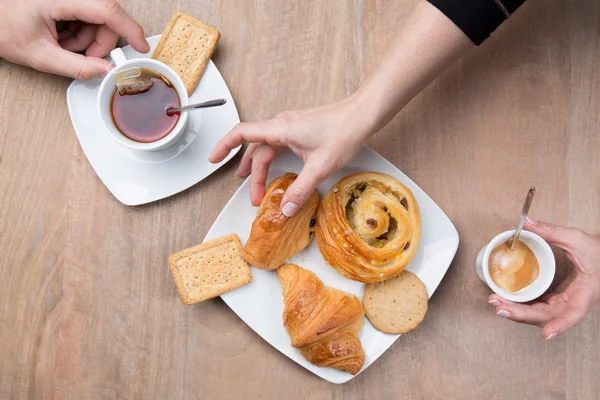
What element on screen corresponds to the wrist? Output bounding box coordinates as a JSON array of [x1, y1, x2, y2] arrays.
[[347, 78, 407, 139], [342, 90, 381, 142]]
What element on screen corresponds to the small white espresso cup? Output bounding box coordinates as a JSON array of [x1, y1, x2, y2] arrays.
[[475, 230, 555, 302], [97, 48, 189, 152]]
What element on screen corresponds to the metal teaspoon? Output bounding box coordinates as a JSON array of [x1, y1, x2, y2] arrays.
[[167, 98, 227, 114], [510, 186, 536, 250]]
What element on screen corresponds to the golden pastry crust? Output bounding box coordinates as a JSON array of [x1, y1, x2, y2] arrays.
[[316, 172, 420, 283], [277, 264, 365, 375], [242, 173, 320, 270]]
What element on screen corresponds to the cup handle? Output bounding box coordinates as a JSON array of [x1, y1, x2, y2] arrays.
[[110, 48, 128, 66], [475, 246, 489, 287]]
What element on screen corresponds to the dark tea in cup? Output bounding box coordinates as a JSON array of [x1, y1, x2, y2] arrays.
[[110, 68, 180, 143]]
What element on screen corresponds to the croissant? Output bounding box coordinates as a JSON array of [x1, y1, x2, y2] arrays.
[[243, 173, 320, 270], [316, 172, 420, 283], [277, 264, 365, 375]]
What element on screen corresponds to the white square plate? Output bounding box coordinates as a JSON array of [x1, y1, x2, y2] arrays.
[[204, 147, 459, 384], [66, 35, 241, 206]]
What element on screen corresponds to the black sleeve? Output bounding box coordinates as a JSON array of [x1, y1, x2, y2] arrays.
[[428, 0, 527, 45]]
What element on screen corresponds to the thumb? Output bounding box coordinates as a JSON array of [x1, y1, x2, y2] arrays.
[[541, 280, 596, 339], [50, 0, 150, 54], [280, 162, 325, 217], [542, 304, 587, 339], [524, 217, 581, 250], [37, 44, 111, 79]]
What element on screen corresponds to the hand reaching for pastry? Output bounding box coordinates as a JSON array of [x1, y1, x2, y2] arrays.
[[0, 0, 149, 79], [209, 2, 473, 216], [209, 97, 375, 216], [489, 218, 600, 340]]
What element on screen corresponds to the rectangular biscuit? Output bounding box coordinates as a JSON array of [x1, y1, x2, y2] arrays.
[[152, 10, 220, 95], [168, 234, 252, 304]]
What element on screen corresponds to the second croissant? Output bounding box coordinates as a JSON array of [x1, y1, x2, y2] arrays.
[[277, 263, 365, 375]]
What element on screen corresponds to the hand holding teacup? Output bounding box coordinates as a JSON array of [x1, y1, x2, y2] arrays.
[[489, 218, 600, 340], [0, 0, 150, 79]]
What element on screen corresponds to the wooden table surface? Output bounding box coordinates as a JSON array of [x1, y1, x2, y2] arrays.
[[1, 1, 599, 399]]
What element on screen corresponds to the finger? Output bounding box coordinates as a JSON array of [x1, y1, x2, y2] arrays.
[[249, 145, 278, 206], [209, 120, 282, 163], [59, 24, 97, 52], [489, 295, 554, 327], [67, 21, 83, 34], [238, 143, 259, 177], [542, 288, 596, 339], [86, 25, 119, 58], [35, 44, 111, 80], [55, 21, 82, 41], [51, 0, 150, 53], [542, 305, 587, 339], [280, 161, 326, 217], [58, 30, 74, 40], [487, 294, 504, 307], [56, 20, 70, 37], [524, 217, 587, 250]]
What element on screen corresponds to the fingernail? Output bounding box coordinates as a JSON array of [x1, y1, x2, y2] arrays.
[[526, 216, 538, 225], [545, 333, 557, 340], [488, 299, 500, 307], [281, 202, 299, 217], [101, 63, 115, 78], [496, 310, 511, 319]]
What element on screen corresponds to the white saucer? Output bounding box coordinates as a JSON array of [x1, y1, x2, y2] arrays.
[[66, 35, 241, 206]]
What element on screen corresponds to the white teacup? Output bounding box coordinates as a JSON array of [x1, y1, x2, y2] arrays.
[[97, 48, 189, 152], [475, 230, 555, 302]]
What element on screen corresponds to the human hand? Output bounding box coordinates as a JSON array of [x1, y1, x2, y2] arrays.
[[0, 0, 149, 79], [208, 1, 474, 216], [209, 96, 376, 216], [489, 218, 600, 339]]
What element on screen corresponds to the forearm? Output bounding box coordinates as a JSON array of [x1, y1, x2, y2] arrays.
[[351, 1, 473, 135]]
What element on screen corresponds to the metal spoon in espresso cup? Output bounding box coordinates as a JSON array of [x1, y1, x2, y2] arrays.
[[509, 186, 536, 250]]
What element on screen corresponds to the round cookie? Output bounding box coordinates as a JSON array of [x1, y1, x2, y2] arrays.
[[362, 270, 428, 334]]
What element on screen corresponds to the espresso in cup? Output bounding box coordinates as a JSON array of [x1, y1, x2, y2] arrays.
[[110, 68, 180, 143], [488, 239, 540, 292]]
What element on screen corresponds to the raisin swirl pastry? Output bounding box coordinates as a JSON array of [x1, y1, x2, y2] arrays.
[[242, 173, 320, 270], [316, 172, 420, 283]]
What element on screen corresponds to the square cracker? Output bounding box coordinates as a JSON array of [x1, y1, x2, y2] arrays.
[[168, 234, 252, 305], [152, 10, 220, 95]]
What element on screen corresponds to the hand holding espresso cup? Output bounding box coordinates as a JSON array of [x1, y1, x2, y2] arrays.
[[0, 0, 149, 79], [489, 218, 600, 340]]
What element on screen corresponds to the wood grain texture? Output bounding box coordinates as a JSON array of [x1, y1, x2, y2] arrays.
[[1, 0, 599, 399]]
